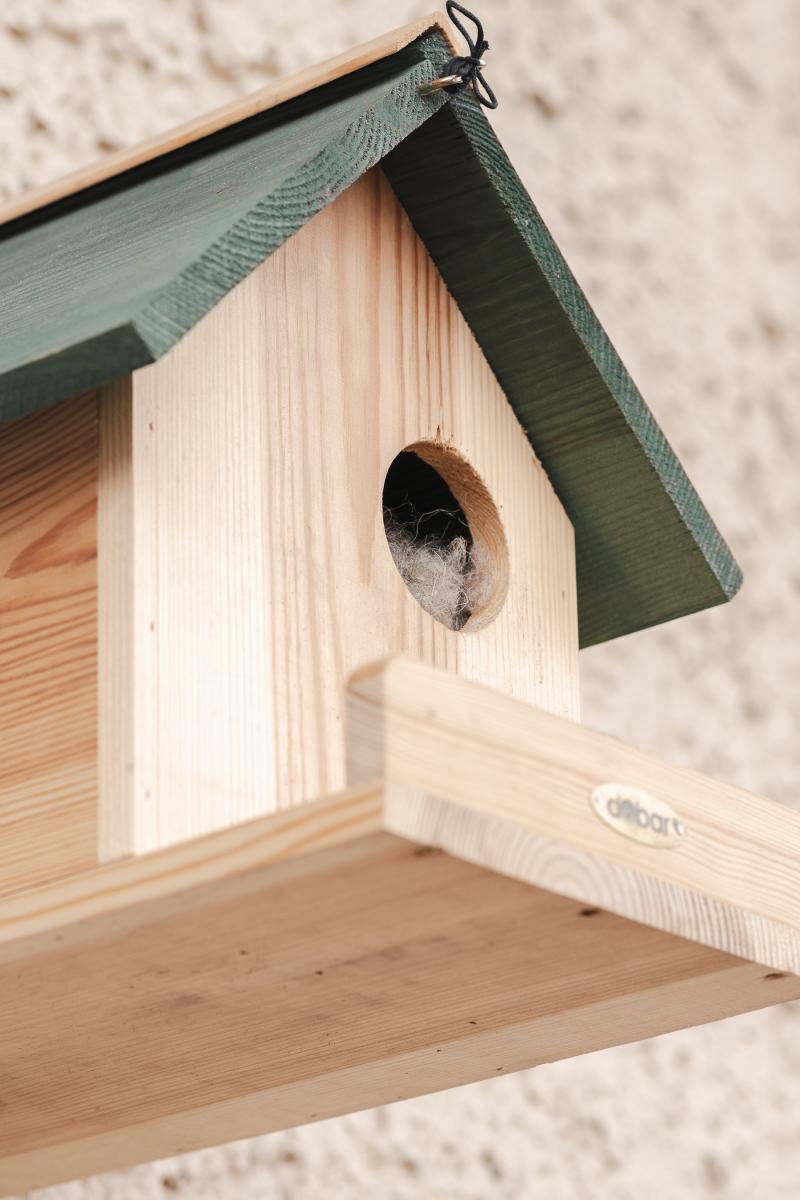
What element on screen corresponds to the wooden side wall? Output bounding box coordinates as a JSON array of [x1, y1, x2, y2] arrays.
[[0, 393, 98, 897]]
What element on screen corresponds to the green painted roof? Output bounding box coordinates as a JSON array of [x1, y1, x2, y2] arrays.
[[0, 24, 741, 647]]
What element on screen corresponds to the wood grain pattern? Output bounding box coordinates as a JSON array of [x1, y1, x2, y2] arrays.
[[0, 393, 98, 898], [111, 168, 578, 854], [0, 786, 383, 948], [1, 810, 797, 1193], [129, 272, 279, 852], [0, 13, 452, 229], [348, 657, 800, 974]]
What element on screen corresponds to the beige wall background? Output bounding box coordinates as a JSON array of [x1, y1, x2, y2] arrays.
[[2, 1, 799, 1196]]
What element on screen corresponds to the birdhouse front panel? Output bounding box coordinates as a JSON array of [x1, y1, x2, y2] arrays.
[[0, 166, 579, 886], [98, 166, 579, 857]]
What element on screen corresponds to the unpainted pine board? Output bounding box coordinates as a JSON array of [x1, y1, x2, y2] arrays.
[[125, 265, 278, 854], [1, 802, 796, 1193], [0, 785, 384, 947], [0, 54, 448, 419], [0, 393, 98, 898], [109, 167, 578, 856], [382, 59, 742, 646], [0, 13, 452, 229], [347, 657, 800, 974]]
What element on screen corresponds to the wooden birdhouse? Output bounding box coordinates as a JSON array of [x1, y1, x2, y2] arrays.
[[1, 11, 798, 1192]]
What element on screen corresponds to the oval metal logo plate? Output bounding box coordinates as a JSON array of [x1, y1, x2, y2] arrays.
[[590, 783, 686, 848]]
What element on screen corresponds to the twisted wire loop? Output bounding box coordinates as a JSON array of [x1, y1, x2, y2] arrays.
[[420, 1, 499, 110]]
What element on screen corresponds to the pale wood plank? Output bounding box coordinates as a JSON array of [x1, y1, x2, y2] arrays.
[[0, 393, 98, 897], [1, 815, 796, 1193], [260, 168, 579, 799], [115, 168, 578, 854], [348, 657, 800, 974], [0, 13, 451, 229], [130, 277, 278, 852], [0, 786, 383, 950], [5, 949, 787, 1196]]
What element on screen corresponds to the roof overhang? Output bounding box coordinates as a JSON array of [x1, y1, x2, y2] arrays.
[[0, 14, 741, 645]]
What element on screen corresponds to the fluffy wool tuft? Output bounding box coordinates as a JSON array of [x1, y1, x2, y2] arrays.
[[384, 515, 493, 631]]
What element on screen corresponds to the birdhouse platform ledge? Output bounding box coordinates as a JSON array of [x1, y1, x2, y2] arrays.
[[2, 656, 798, 1194]]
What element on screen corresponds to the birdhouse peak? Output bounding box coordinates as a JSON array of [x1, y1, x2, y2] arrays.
[[0, 13, 740, 644]]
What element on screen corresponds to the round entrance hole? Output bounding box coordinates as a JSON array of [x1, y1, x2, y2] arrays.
[[382, 442, 509, 632]]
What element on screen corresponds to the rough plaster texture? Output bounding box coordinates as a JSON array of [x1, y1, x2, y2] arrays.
[[2, 1, 799, 1196]]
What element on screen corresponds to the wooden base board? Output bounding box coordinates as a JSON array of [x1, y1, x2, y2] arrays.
[[2, 657, 799, 1191], [2, 816, 797, 1193]]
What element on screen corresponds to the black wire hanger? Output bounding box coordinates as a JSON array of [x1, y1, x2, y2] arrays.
[[419, 2, 499, 109]]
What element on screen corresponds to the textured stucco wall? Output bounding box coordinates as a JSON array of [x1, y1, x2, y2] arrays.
[[3, 2, 799, 1197]]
